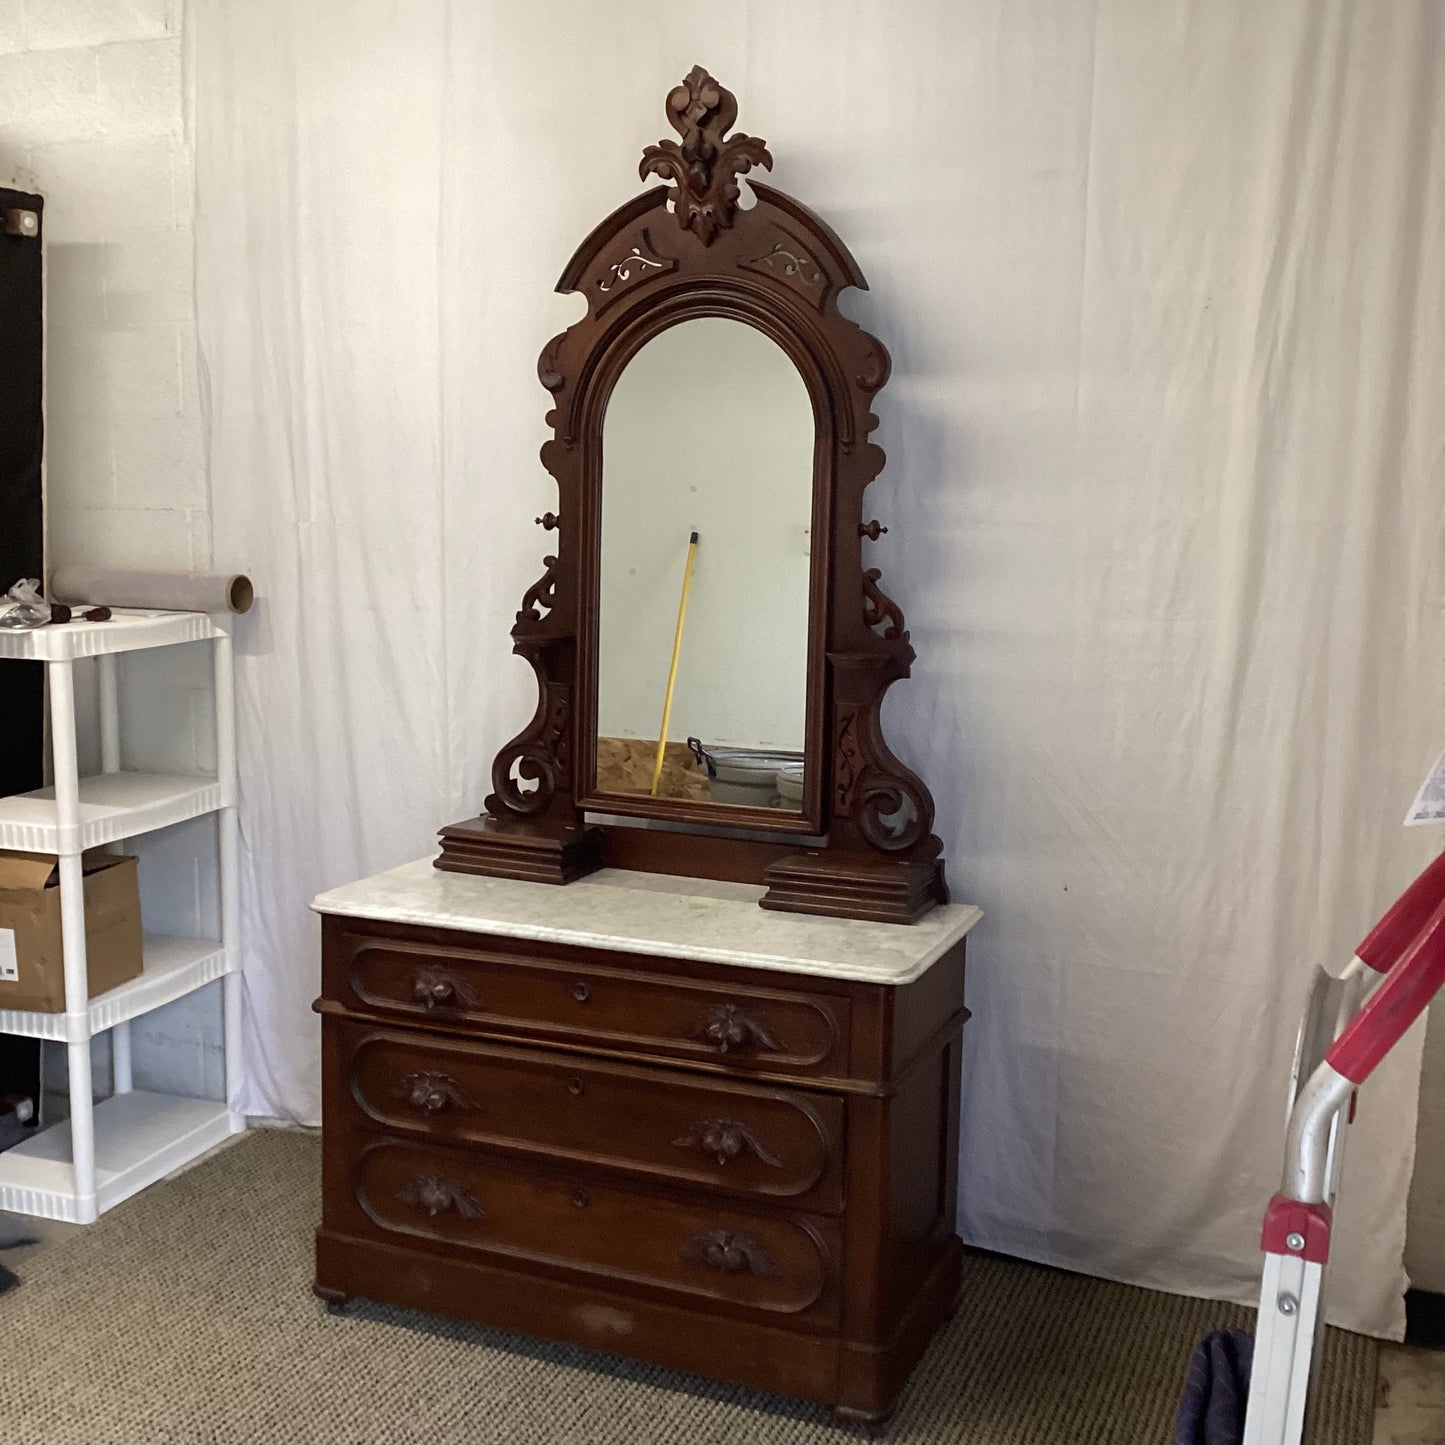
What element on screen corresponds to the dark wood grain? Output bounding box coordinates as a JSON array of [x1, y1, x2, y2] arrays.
[[435, 67, 947, 923], [315, 906, 968, 1421]]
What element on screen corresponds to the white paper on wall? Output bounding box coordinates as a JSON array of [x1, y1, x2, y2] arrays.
[[1405, 750, 1445, 827]]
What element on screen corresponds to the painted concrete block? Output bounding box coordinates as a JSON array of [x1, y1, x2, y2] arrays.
[[94, 38, 182, 140], [23, 0, 174, 54], [109, 408, 205, 508]]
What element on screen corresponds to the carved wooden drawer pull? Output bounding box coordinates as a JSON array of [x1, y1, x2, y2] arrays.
[[697, 1002, 780, 1055], [680, 1229, 780, 1278], [412, 968, 472, 1011], [394, 1070, 475, 1117], [396, 1175, 485, 1220], [673, 1118, 783, 1168]]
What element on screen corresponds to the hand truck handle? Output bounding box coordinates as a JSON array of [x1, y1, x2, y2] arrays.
[[1328, 895, 1445, 1084], [1354, 852, 1445, 972]]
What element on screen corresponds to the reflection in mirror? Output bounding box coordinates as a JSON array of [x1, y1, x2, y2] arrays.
[[595, 317, 813, 811]]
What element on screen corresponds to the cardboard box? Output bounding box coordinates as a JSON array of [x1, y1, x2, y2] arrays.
[[0, 850, 144, 1013]]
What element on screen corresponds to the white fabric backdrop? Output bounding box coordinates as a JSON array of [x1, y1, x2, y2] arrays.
[[192, 0, 1445, 1336]]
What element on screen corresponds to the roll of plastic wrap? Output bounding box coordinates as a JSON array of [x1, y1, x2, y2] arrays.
[[49, 567, 254, 614]]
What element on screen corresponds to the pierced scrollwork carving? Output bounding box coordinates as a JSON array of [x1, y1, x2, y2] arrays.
[[640, 66, 772, 245], [697, 1002, 781, 1055], [395, 1070, 476, 1116], [862, 568, 907, 641], [674, 1118, 784, 1169], [517, 555, 560, 625], [742, 237, 827, 305], [396, 1175, 485, 1220], [857, 773, 930, 853], [488, 672, 570, 817], [596, 239, 667, 294], [680, 1228, 781, 1278], [830, 698, 935, 853]]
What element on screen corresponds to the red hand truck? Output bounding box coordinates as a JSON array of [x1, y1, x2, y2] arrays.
[[1239, 853, 1445, 1445]]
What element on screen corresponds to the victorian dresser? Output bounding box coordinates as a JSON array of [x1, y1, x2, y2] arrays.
[[312, 859, 979, 1427]]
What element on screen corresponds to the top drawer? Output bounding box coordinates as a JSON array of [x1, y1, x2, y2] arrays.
[[325, 926, 850, 1080]]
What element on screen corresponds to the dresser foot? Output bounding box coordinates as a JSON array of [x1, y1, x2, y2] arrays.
[[831, 1404, 896, 1438], [314, 1284, 350, 1315]]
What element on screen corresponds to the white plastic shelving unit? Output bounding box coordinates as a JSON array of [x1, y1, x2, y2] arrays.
[[0, 607, 244, 1222]]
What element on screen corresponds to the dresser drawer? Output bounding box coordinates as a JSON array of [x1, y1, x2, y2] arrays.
[[328, 928, 848, 1079], [347, 1134, 841, 1326], [336, 1021, 844, 1212]]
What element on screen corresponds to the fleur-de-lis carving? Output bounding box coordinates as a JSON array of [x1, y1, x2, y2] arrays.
[[680, 1228, 780, 1278], [395, 1070, 475, 1117], [396, 1175, 484, 1220], [673, 1118, 784, 1168], [639, 67, 772, 245], [697, 1002, 780, 1055]]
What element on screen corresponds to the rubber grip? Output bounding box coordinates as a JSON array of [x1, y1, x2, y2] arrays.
[[1329, 896, 1445, 1084], [1355, 852, 1445, 973]]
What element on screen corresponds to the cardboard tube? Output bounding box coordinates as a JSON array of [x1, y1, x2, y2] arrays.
[[49, 567, 254, 614]]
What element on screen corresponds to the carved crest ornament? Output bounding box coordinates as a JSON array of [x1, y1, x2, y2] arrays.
[[436, 68, 949, 924]]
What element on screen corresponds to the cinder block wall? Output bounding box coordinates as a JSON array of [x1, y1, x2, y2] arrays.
[[0, 1, 223, 1111]]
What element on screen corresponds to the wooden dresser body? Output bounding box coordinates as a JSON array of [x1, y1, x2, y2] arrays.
[[313, 867, 975, 1428]]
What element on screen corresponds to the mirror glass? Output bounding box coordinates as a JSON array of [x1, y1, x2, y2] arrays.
[[595, 316, 814, 812]]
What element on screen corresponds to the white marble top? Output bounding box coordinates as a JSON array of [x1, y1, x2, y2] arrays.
[[311, 857, 982, 986]]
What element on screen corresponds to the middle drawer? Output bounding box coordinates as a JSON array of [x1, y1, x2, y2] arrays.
[[337, 1020, 845, 1213]]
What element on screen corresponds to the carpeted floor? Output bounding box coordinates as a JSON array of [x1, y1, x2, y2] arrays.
[[0, 1130, 1377, 1444]]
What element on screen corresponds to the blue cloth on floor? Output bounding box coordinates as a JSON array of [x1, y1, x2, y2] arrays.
[[1173, 1328, 1254, 1445], [0, 1262, 17, 1295]]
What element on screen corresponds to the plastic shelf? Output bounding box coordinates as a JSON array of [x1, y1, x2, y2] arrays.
[[0, 936, 233, 1043], [0, 1091, 242, 1222], [0, 608, 224, 663], [0, 771, 225, 854]]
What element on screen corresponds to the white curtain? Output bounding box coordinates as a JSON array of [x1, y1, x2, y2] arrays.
[[192, 0, 1445, 1337]]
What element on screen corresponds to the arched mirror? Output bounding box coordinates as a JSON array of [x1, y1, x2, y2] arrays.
[[595, 317, 814, 813], [438, 67, 948, 923]]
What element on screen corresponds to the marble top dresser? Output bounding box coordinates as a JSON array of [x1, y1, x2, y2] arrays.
[[312, 860, 981, 1429]]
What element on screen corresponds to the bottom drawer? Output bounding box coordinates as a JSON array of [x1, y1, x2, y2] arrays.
[[346, 1134, 841, 1326]]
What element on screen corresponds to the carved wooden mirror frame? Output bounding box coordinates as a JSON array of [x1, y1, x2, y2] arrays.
[[438, 67, 947, 923]]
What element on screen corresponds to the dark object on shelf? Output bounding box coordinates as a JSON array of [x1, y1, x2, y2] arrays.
[[436, 67, 947, 924]]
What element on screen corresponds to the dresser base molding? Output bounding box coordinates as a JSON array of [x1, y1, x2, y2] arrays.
[[762, 852, 949, 926], [314, 1226, 962, 1423], [436, 814, 604, 885]]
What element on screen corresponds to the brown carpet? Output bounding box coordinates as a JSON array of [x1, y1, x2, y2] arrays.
[[0, 1130, 1377, 1444]]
